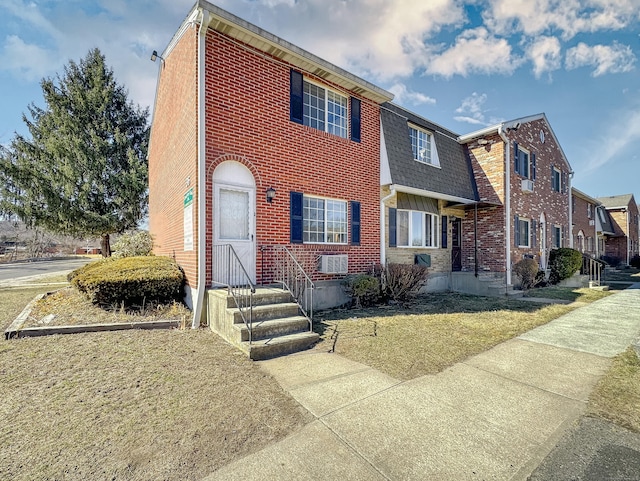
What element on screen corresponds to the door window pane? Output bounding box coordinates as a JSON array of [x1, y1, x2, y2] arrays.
[[219, 189, 249, 240]]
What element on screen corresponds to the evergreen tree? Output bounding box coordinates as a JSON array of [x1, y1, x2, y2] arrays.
[[0, 48, 149, 256]]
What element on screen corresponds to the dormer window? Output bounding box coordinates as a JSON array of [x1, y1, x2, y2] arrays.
[[409, 125, 440, 167]]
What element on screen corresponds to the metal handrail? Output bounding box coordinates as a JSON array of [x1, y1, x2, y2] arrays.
[[212, 244, 256, 344], [262, 245, 314, 331], [581, 254, 605, 287]]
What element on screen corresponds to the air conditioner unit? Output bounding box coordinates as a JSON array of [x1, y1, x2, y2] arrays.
[[318, 254, 348, 274], [589, 220, 595, 226], [521, 179, 534, 193]]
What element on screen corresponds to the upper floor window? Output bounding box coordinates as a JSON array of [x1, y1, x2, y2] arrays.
[[552, 167, 561, 192], [514, 143, 536, 180], [397, 209, 439, 248], [409, 125, 439, 166], [587, 203, 592, 219], [303, 81, 348, 138], [303, 195, 348, 244], [290, 69, 361, 142]]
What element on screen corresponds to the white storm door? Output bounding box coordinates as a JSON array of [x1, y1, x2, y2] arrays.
[[214, 184, 255, 285]]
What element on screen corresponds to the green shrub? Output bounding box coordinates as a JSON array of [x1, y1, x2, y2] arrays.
[[381, 263, 429, 303], [548, 248, 583, 284], [534, 270, 548, 287], [343, 274, 380, 307], [630, 256, 640, 269], [70, 256, 184, 306], [600, 255, 622, 267], [67, 258, 113, 282], [513, 258, 538, 290], [112, 231, 154, 258]]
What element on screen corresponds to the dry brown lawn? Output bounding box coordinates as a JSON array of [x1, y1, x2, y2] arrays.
[[315, 293, 576, 380], [588, 347, 640, 433]]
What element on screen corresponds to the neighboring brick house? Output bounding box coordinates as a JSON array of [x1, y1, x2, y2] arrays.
[[148, 2, 393, 327], [379, 103, 478, 290], [597, 194, 640, 265], [571, 188, 601, 257], [458, 114, 572, 285]]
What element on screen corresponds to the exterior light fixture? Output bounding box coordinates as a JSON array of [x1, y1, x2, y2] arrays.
[[266, 186, 276, 203], [150, 50, 164, 63]]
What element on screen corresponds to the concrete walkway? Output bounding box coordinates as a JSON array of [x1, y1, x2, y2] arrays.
[[202, 285, 640, 481]]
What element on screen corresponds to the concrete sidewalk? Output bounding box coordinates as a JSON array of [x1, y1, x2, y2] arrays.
[[203, 286, 640, 481]]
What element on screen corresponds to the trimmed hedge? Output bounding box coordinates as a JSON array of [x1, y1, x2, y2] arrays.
[[548, 248, 583, 284], [69, 256, 185, 306], [343, 274, 380, 307]]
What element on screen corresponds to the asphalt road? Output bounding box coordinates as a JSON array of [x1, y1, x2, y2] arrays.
[[0, 257, 96, 282]]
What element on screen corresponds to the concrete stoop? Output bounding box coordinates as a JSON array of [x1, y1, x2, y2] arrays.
[[451, 272, 524, 298], [206, 287, 318, 360]]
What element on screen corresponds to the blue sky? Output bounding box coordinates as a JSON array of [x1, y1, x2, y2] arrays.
[[1, 0, 639, 203]]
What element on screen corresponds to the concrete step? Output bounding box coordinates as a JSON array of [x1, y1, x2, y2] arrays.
[[230, 302, 300, 324], [209, 287, 293, 308], [241, 331, 320, 361], [233, 316, 310, 342]]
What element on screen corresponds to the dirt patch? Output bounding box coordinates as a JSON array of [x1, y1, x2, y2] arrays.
[[0, 329, 312, 481]]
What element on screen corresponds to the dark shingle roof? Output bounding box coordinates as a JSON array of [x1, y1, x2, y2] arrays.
[[597, 194, 635, 209], [381, 103, 477, 202], [596, 206, 616, 235]]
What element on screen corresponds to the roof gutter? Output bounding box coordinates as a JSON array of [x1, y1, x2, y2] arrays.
[[192, 7, 210, 329]]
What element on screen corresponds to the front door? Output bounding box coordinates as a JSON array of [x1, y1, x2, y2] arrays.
[[451, 218, 462, 271], [213, 183, 256, 285]]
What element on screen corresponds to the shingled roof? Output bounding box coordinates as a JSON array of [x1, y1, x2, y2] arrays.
[[381, 103, 478, 203], [597, 194, 635, 210]]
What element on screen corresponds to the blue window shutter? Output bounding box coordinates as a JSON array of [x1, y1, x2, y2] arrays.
[[514, 215, 520, 246], [514, 142, 520, 174], [290, 70, 303, 124], [290, 191, 304, 244], [551, 164, 555, 189], [350, 97, 361, 142], [441, 215, 448, 249], [531, 152, 536, 180], [350, 201, 361, 245], [389, 207, 397, 248], [561, 171, 566, 193]]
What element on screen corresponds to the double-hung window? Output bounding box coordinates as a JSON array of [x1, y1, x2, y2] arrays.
[[553, 226, 562, 248], [514, 143, 535, 180], [303, 81, 348, 138], [303, 196, 347, 244], [552, 167, 561, 192], [397, 210, 438, 248], [517, 217, 530, 248], [409, 125, 439, 166]]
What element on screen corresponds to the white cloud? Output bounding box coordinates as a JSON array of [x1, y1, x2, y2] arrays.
[[387, 83, 436, 106], [484, 0, 640, 40], [454, 92, 504, 126], [0, 35, 55, 82], [216, 0, 466, 81], [427, 27, 518, 78], [526, 35, 562, 79], [566, 42, 636, 76]]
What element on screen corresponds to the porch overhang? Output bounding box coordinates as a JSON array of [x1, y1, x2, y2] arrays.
[[387, 184, 477, 206]]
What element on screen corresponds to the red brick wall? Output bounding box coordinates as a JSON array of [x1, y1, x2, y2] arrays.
[[463, 119, 570, 273], [203, 30, 381, 284], [572, 193, 597, 255], [606, 201, 639, 261], [148, 27, 199, 286]]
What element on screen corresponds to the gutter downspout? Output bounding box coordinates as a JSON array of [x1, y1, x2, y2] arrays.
[[568, 172, 574, 248], [626, 208, 630, 265], [192, 8, 210, 329], [380, 188, 396, 265], [497, 125, 511, 287]]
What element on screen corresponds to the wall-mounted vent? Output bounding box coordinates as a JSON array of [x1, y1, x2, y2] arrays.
[[318, 254, 348, 274], [521, 179, 534, 193]]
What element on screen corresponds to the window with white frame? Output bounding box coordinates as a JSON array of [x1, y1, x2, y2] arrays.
[[409, 125, 439, 166], [303, 195, 347, 244], [515, 145, 533, 178], [517, 217, 530, 247], [553, 225, 562, 248], [303, 80, 348, 138], [397, 210, 438, 248], [552, 167, 561, 192]]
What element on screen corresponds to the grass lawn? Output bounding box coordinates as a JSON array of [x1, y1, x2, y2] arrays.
[[524, 286, 613, 302], [603, 267, 640, 283], [315, 293, 577, 380], [588, 347, 640, 433], [0, 284, 311, 481]]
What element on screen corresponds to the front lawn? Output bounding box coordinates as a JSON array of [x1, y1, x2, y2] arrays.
[[524, 286, 613, 302]]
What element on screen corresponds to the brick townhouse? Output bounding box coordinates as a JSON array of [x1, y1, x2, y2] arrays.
[[148, 0, 393, 335], [571, 188, 614, 259], [596, 194, 639, 265], [459, 114, 572, 286]]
